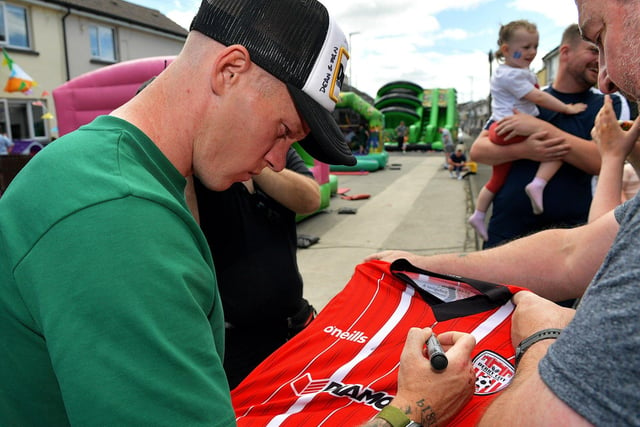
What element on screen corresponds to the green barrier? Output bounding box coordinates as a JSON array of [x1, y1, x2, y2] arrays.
[[431, 141, 444, 151], [296, 183, 331, 222], [329, 174, 338, 195], [330, 158, 380, 172], [365, 151, 389, 168]]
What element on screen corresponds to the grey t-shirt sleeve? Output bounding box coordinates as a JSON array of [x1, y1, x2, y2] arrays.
[[538, 195, 640, 425], [287, 147, 313, 178], [615, 196, 631, 222]]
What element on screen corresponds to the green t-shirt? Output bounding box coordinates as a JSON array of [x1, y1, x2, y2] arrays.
[[0, 116, 235, 426]]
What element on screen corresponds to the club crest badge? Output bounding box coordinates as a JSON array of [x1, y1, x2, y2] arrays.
[[473, 350, 514, 395]]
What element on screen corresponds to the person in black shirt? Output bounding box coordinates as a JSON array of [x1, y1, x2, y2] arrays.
[[193, 147, 320, 388]]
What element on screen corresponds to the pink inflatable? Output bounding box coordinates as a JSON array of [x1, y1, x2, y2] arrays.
[[53, 56, 175, 136]]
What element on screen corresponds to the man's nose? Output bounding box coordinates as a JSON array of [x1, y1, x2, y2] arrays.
[[264, 140, 292, 172], [598, 64, 619, 94]]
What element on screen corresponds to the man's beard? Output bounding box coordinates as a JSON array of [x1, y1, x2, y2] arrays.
[[582, 62, 599, 87], [565, 57, 598, 90]]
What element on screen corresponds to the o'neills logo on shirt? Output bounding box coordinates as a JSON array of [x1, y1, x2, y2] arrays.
[[323, 325, 368, 343]]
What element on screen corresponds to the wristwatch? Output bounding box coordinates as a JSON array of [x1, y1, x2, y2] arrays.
[[376, 405, 423, 427], [515, 328, 562, 367]]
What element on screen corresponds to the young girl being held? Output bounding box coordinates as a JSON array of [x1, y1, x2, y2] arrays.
[[468, 20, 587, 241]]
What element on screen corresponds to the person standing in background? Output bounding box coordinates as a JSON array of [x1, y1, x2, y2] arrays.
[[192, 147, 320, 389], [0, 131, 13, 155], [353, 123, 370, 154], [395, 120, 407, 152], [440, 127, 455, 169]]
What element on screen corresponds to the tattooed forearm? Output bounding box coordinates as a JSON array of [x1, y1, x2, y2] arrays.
[[416, 399, 437, 426]]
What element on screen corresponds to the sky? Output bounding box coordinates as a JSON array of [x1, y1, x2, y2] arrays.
[[129, 0, 580, 103]]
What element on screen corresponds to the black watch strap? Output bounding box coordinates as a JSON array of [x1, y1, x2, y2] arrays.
[[515, 328, 562, 367]]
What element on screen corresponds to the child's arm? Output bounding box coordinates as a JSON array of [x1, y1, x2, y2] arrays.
[[523, 88, 587, 115], [589, 95, 640, 221]]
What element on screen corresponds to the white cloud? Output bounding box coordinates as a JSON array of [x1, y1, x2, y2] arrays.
[[435, 28, 470, 42], [161, 0, 200, 29], [166, 10, 194, 30], [508, 0, 579, 27], [351, 45, 491, 103]]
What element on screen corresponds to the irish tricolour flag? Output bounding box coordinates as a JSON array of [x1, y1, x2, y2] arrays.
[[2, 48, 36, 94]]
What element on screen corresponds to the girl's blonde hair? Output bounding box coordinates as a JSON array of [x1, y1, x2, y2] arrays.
[[495, 20, 538, 63]]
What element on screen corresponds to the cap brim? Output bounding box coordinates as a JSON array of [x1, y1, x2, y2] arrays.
[[287, 84, 356, 166]]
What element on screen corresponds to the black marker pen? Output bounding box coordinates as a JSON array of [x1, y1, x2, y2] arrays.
[[427, 334, 448, 371]]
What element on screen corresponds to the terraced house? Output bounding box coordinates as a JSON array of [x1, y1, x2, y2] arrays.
[[0, 0, 186, 146]]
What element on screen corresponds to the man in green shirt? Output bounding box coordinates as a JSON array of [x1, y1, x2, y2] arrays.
[[0, 0, 354, 425], [0, 0, 477, 426]]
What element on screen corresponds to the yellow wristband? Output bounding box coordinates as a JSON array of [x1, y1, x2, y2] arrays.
[[375, 405, 422, 427]]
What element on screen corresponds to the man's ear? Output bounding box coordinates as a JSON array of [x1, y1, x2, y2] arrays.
[[211, 44, 251, 94]]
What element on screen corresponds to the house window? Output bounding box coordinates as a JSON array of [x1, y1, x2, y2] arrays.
[[89, 24, 116, 62], [547, 56, 558, 85], [0, 98, 49, 142], [0, 3, 30, 48]]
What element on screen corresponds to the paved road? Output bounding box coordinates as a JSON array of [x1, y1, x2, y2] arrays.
[[297, 149, 489, 311]]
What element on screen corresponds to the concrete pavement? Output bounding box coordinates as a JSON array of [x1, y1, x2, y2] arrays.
[[297, 149, 489, 311]]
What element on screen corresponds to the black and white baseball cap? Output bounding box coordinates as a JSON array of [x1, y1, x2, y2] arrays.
[[190, 0, 356, 166]]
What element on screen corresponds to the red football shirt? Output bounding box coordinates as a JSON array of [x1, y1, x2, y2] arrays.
[[232, 259, 525, 426]]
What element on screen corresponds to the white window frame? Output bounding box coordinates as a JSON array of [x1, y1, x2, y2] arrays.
[[89, 23, 117, 62], [0, 98, 50, 142], [0, 2, 31, 49]]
